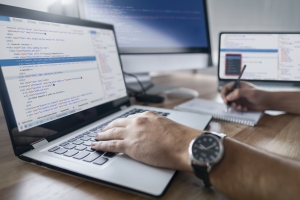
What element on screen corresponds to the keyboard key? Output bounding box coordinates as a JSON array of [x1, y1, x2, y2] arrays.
[[75, 135, 83, 139], [64, 150, 78, 157], [60, 142, 69, 146], [97, 125, 104, 129], [162, 113, 169, 116], [85, 147, 95, 152], [93, 157, 108, 165], [83, 151, 104, 162], [75, 145, 86, 151], [103, 152, 116, 158], [80, 136, 91, 141], [129, 110, 137, 114], [73, 151, 90, 160], [82, 131, 90, 135], [83, 141, 92, 146], [96, 151, 104, 155], [90, 138, 97, 142], [48, 146, 59, 152], [73, 140, 84, 145], [68, 138, 76, 142], [90, 127, 98, 132], [64, 144, 76, 150], [54, 148, 68, 154], [88, 132, 97, 137]]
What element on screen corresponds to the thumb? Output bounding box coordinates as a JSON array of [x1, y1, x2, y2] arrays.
[[226, 88, 247, 101]]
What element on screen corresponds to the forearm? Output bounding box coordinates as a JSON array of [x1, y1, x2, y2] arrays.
[[210, 138, 300, 200], [267, 91, 300, 114]]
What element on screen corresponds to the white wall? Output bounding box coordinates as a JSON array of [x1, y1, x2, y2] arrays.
[[0, 0, 58, 12], [0, 0, 79, 17]]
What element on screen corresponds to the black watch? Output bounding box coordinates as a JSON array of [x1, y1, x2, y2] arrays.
[[189, 132, 226, 187]]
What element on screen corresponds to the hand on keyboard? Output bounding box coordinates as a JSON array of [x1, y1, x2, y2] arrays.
[[91, 110, 201, 172], [48, 109, 169, 166]]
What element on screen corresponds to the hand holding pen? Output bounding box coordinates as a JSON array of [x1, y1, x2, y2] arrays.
[[221, 65, 271, 112], [226, 65, 247, 111]]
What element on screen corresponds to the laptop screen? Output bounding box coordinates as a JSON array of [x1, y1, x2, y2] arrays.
[[0, 11, 128, 152], [219, 33, 300, 81]]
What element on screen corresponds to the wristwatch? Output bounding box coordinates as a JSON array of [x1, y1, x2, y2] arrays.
[[189, 131, 226, 187]]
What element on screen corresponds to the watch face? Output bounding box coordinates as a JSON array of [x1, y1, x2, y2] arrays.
[[192, 134, 222, 164]]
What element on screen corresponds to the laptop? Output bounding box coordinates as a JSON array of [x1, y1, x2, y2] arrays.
[[218, 32, 300, 91], [0, 4, 212, 197]]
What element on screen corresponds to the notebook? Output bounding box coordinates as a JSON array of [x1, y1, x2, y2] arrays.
[[174, 98, 263, 126]]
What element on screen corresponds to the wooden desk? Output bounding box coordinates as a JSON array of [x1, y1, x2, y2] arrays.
[[1, 72, 300, 200]]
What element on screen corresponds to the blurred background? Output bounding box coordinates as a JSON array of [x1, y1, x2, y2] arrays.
[[1, 0, 300, 74]]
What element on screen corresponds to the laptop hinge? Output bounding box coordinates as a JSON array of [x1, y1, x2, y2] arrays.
[[120, 105, 128, 110], [31, 139, 48, 149]]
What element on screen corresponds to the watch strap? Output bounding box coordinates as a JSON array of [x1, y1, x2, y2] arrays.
[[206, 131, 226, 139], [192, 163, 212, 187]]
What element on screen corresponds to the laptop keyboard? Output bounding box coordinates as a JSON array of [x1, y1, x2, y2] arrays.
[[48, 108, 169, 165]]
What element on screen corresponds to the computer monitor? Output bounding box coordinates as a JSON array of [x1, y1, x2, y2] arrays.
[[78, 0, 211, 93]]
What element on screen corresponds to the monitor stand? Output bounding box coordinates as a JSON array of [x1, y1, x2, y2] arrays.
[[124, 72, 175, 95]]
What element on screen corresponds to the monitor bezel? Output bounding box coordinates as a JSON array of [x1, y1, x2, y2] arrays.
[[77, 0, 212, 55], [218, 32, 300, 84], [0, 4, 130, 156]]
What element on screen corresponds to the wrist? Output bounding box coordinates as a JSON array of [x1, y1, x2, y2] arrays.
[[266, 91, 284, 110], [210, 137, 240, 188], [179, 130, 204, 173]]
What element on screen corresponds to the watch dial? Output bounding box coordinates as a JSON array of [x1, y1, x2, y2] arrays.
[[192, 135, 221, 163]]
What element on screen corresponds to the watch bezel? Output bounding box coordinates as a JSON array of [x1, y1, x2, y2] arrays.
[[189, 134, 224, 168]]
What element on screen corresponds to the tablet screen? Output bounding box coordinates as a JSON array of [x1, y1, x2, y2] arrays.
[[219, 33, 300, 81]]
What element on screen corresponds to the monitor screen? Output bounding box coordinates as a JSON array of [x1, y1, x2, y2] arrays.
[[219, 33, 300, 81], [0, 15, 127, 134], [80, 0, 210, 53]]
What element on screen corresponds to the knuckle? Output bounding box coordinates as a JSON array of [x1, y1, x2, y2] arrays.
[[144, 111, 156, 116], [235, 89, 241, 96], [135, 116, 148, 125], [109, 128, 117, 135], [111, 118, 120, 126], [93, 141, 101, 149], [107, 140, 118, 151]]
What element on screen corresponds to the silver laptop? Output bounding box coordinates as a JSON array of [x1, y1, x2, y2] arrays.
[[0, 4, 212, 197], [218, 32, 300, 91]]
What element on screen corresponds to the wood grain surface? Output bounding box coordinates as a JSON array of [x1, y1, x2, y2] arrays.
[[1, 72, 300, 200]]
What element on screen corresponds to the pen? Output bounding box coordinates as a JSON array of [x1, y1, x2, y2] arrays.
[[227, 65, 247, 111]]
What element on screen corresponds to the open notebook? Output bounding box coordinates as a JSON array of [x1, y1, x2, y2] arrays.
[[174, 98, 263, 126]]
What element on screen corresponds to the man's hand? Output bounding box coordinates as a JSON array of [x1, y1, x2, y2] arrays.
[[91, 111, 202, 172], [221, 81, 270, 111]]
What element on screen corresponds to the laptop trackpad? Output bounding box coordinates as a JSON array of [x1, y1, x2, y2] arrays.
[[167, 111, 212, 131]]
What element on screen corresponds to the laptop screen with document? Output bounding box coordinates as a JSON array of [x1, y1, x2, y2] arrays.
[[219, 33, 300, 82], [0, 6, 129, 155]]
